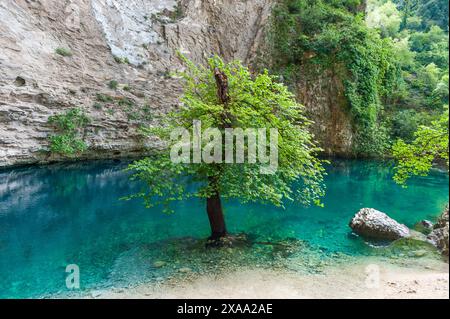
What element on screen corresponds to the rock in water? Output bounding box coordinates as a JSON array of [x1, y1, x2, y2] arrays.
[[153, 261, 166, 268], [178, 267, 192, 273], [427, 206, 449, 256], [349, 208, 410, 240], [420, 220, 434, 229], [413, 220, 434, 235]]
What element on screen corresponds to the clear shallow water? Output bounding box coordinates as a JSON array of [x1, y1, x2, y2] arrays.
[[0, 159, 448, 298]]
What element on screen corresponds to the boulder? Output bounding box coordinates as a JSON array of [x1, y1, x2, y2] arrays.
[[178, 267, 192, 273], [427, 206, 449, 256], [413, 220, 434, 235], [152, 261, 166, 268], [349, 208, 410, 240]]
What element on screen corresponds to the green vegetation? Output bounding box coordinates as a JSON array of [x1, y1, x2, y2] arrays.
[[113, 56, 130, 64], [94, 91, 153, 124], [48, 108, 90, 156], [55, 47, 73, 57], [367, 0, 449, 141], [108, 80, 119, 90], [269, 0, 448, 156], [96, 93, 114, 103], [395, 0, 448, 30], [392, 105, 448, 185], [170, 2, 183, 21], [117, 97, 134, 107], [151, 2, 183, 24], [93, 102, 102, 110], [126, 55, 326, 240]]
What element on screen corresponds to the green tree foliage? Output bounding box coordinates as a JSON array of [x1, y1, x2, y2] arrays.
[[367, 1, 402, 37], [392, 105, 448, 185], [409, 25, 448, 68], [394, 0, 449, 30], [48, 108, 90, 156], [366, 0, 448, 144], [126, 56, 326, 233], [390, 108, 433, 142], [270, 0, 400, 156]]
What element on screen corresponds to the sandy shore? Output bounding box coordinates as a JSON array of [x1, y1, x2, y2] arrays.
[[90, 257, 449, 299]]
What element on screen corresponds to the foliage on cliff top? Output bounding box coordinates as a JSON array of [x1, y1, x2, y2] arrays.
[[392, 105, 449, 185], [367, 0, 448, 146]]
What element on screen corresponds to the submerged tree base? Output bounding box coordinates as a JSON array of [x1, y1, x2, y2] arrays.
[[205, 233, 249, 248]]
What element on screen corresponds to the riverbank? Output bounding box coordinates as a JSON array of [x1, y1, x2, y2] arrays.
[[80, 256, 448, 299]]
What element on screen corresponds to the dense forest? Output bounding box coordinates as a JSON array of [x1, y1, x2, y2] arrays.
[[269, 0, 449, 157]]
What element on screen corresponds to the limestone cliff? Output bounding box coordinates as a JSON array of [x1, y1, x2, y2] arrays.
[[294, 64, 354, 157], [0, 0, 353, 167]]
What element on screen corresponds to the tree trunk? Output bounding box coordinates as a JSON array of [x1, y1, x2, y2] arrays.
[[204, 67, 230, 240], [206, 191, 227, 239]]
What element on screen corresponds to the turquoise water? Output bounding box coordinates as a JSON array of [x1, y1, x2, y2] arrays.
[[0, 159, 448, 298]]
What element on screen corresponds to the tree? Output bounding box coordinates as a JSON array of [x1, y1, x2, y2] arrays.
[[367, 1, 402, 37], [392, 105, 449, 185], [395, 0, 449, 31], [126, 55, 326, 242]]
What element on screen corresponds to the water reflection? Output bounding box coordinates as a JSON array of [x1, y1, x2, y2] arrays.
[[0, 159, 447, 298]]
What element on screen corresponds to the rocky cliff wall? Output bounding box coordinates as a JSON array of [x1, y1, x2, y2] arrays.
[[295, 64, 354, 157], [0, 0, 272, 167], [0, 0, 353, 167]]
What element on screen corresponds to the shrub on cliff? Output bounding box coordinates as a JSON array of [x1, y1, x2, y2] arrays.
[[47, 108, 90, 156]]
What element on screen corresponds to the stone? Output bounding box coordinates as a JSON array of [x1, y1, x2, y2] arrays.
[[413, 250, 427, 257], [349, 208, 410, 240], [427, 206, 449, 256], [178, 267, 192, 273], [413, 220, 434, 235], [0, 0, 355, 168], [420, 220, 434, 229], [0, 0, 275, 168], [153, 260, 166, 268], [90, 290, 103, 298]]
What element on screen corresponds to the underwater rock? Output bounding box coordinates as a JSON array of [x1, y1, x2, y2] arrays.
[[153, 261, 166, 268], [412, 250, 427, 258], [384, 237, 438, 258], [414, 220, 434, 235], [90, 290, 103, 298], [349, 208, 410, 241], [408, 229, 428, 241], [178, 267, 192, 273], [427, 206, 449, 256], [205, 233, 249, 248]]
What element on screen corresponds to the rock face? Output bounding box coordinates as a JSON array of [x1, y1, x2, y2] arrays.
[[349, 208, 410, 241], [427, 206, 449, 256], [294, 64, 354, 157], [0, 0, 273, 167], [0, 0, 355, 167]]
